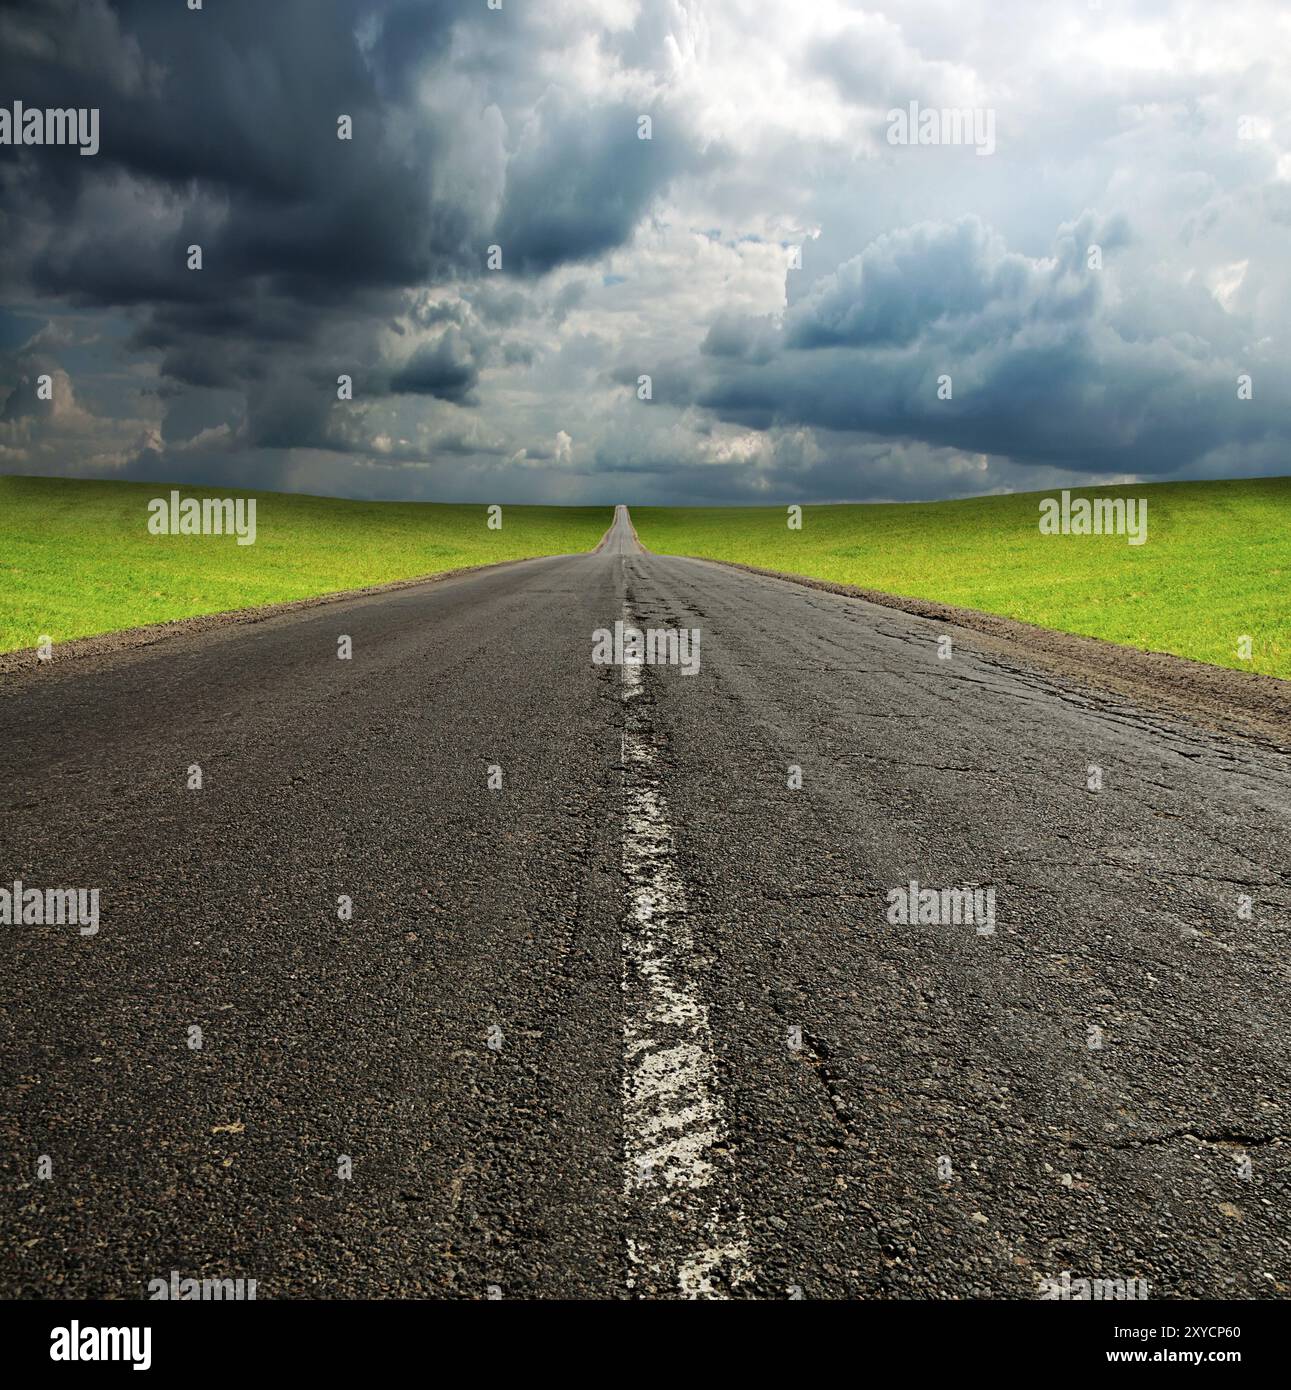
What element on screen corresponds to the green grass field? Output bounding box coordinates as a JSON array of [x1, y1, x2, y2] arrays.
[[632, 478, 1291, 678], [0, 476, 610, 654]]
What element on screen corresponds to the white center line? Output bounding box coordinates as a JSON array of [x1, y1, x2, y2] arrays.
[[618, 604, 751, 1298]]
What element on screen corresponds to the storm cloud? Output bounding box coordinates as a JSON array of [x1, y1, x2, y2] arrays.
[[1, 0, 1287, 502]]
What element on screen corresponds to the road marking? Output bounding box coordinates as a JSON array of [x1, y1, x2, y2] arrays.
[[619, 604, 751, 1298]]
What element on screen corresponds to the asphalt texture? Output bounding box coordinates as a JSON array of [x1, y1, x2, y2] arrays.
[[2, 505, 1288, 1299]]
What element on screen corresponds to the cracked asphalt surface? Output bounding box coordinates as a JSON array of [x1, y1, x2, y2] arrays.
[[2, 506, 1288, 1299]]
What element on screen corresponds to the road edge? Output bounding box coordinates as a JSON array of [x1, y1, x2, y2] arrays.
[[682, 556, 1291, 752], [0, 555, 548, 679]]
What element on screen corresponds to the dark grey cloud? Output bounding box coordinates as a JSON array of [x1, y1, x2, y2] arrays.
[[495, 95, 701, 275], [676, 211, 1284, 480], [388, 328, 480, 403], [0, 0, 692, 475], [701, 312, 781, 363]]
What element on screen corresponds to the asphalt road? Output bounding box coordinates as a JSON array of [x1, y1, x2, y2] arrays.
[[2, 505, 1288, 1299]]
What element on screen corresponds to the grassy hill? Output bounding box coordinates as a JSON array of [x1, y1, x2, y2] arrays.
[[0, 476, 610, 654], [631, 478, 1291, 678]]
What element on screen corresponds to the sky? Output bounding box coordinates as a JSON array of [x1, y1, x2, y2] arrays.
[[0, 0, 1288, 505]]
